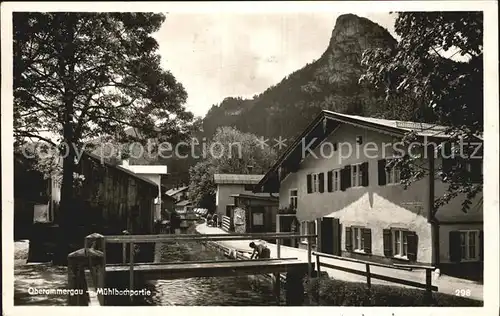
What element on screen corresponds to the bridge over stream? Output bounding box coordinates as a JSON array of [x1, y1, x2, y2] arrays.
[[67, 232, 317, 306]]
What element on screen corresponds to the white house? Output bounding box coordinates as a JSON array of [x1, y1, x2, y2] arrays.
[[255, 110, 483, 275], [214, 174, 272, 220]]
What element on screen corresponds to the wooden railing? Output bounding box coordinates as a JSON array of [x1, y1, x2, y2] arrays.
[[221, 215, 231, 232], [312, 251, 437, 302], [77, 232, 317, 304]]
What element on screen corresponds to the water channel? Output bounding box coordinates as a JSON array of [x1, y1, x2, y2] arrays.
[[141, 239, 285, 306]]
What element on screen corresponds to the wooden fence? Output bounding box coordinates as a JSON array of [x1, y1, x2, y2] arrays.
[[313, 251, 437, 302]]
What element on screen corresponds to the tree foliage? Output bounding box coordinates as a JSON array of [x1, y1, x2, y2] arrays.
[[13, 12, 194, 256], [189, 127, 277, 211], [361, 12, 483, 213]]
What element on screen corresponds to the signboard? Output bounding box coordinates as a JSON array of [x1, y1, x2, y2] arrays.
[[253, 213, 264, 226]]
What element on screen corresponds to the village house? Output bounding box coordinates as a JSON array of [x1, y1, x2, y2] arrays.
[[213, 174, 271, 222], [15, 150, 164, 262], [166, 185, 189, 202], [255, 110, 483, 277], [223, 193, 279, 234]]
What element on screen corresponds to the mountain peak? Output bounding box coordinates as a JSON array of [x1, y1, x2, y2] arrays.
[[327, 14, 397, 53]]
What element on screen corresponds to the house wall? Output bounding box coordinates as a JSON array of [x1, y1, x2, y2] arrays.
[[215, 184, 268, 218], [279, 123, 482, 265], [74, 154, 157, 235]]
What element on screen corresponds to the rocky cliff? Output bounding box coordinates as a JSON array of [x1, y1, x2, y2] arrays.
[[202, 14, 398, 141]]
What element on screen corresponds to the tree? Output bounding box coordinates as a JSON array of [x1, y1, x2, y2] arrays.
[[13, 12, 195, 259], [189, 127, 277, 211], [360, 12, 483, 213]]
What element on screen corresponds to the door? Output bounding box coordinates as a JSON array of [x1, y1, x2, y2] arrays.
[[320, 217, 341, 255]]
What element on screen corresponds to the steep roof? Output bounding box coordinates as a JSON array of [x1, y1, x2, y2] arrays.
[[213, 174, 264, 185], [175, 199, 192, 207], [166, 186, 189, 196], [255, 110, 483, 193]]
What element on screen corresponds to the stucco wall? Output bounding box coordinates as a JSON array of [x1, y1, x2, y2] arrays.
[[215, 184, 268, 218], [279, 123, 482, 264]]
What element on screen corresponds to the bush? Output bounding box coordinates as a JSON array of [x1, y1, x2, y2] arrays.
[[305, 276, 482, 307]]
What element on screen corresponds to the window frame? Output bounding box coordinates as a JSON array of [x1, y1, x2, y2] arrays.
[[331, 169, 341, 192], [458, 230, 480, 262], [391, 228, 409, 259], [351, 163, 363, 187], [385, 158, 401, 185], [300, 220, 317, 244], [311, 173, 320, 193], [289, 189, 298, 209], [352, 226, 366, 253]]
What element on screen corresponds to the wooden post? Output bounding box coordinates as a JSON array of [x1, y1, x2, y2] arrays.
[[273, 272, 281, 305], [366, 263, 371, 289], [316, 254, 321, 276], [129, 241, 134, 302], [307, 236, 312, 278], [425, 268, 433, 304], [122, 242, 127, 264], [276, 214, 281, 258]]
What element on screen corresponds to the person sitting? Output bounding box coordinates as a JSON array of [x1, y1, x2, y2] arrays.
[[249, 241, 271, 259]]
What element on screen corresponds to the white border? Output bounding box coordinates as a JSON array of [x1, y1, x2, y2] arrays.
[[1, 1, 498, 316]]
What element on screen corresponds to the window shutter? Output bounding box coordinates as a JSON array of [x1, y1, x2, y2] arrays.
[[479, 230, 484, 262], [362, 228, 372, 254], [306, 174, 312, 194], [318, 173, 325, 193], [383, 229, 392, 257], [449, 231, 462, 262], [407, 231, 418, 262], [345, 226, 352, 251], [378, 159, 387, 186], [332, 218, 341, 256], [361, 162, 369, 187], [327, 171, 333, 192], [341, 166, 351, 191]]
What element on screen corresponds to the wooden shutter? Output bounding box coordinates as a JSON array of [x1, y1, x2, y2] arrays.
[[345, 226, 352, 251], [306, 174, 312, 194], [378, 159, 387, 186], [479, 230, 484, 262], [341, 166, 351, 191], [383, 229, 392, 257], [407, 231, 418, 262], [449, 231, 462, 262], [327, 171, 333, 192], [362, 228, 372, 254], [332, 218, 341, 256], [318, 173, 324, 193], [361, 162, 369, 187]]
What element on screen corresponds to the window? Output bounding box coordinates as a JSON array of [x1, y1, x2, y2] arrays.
[[392, 229, 409, 258], [331, 169, 341, 192], [312, 173, 320, 192], [300, 220, 317, 244], [460, 230, 480, 261], [386, 159, 401, 185], [289, 189, 298, 209], [351, 163, 363, 187], [244, 184, 255, 191], [352, 227, 365, 251]]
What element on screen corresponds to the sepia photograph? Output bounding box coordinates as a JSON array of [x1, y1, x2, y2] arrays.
[[1, 1, 498, 314]]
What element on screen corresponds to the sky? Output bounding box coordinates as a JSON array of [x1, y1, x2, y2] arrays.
[[154, 12, 398, 117]]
